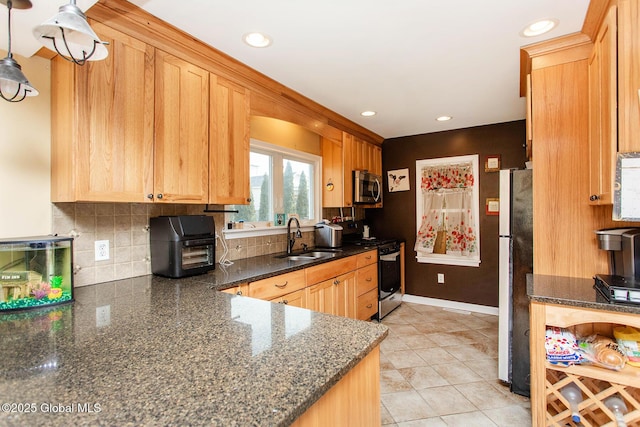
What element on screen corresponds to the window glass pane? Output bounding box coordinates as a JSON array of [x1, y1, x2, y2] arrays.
[[283, 158, 314, 220], [230, 152, 272, 222]]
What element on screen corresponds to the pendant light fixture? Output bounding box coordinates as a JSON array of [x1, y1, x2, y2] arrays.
[[0, 0, 38, 102], [33, 0, 108, 65]]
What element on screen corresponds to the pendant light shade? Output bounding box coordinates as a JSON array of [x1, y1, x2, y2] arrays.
[[0, 56, 38, 102], [0, 0, 38, 102], [33, 0, 108, 65]]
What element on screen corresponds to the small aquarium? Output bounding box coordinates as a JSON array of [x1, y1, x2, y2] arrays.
[[0, 236, 73, 312]]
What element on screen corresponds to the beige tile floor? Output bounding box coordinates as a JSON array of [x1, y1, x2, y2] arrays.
[[379, 302, 532, 426]]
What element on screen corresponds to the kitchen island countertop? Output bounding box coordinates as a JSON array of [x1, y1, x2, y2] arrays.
[[0, 268, 387, 426]]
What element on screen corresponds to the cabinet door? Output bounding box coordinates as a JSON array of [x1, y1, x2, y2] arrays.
[[618, 0, 640, 153], [52, 21, 155, 202], [154, 50, 209, 203], [588, 6, 617, 205], [334, 271, 356, 318], [322, 137, 344, 207], [342, 132, 355, 206], [307, 278, 335, 315], [209, 75, 251, 205]]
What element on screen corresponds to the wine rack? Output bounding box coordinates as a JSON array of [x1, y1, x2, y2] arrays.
[[545, 365, 640, 426]]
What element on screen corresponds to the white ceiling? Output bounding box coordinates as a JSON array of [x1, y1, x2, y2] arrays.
[[3, 0, 591, 139]]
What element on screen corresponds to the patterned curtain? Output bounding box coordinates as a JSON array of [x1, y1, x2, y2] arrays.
[[414, 162, 478, 256]]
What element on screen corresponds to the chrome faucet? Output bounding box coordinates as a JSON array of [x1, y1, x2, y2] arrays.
[[287, 217, 302, 255]]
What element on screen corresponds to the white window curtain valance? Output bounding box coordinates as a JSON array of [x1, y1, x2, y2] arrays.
[[414, 157, 480, 266]]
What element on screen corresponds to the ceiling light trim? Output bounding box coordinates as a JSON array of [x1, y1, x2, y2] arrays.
[[243, 32, 272, 48], [521, 18, 559, 37]]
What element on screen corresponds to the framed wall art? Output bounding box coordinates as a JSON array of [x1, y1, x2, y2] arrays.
[[387, 168, 410, 192], [485, 155, 501, 172]]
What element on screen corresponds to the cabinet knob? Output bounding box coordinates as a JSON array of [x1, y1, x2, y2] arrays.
[[334, 279, 340, 285], [282, 300, 288, 305], [366, 277, 372, 282], [366, 304, 373, 309], [157, 193, 163, 199], [247, 198, 252, 203], [147, 194, 153, 200], [589, 194, 600, 201]]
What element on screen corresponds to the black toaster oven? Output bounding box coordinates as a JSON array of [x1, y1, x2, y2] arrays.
[[150, 215, 216, 278]]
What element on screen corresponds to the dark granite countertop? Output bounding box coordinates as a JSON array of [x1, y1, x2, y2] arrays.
[[0, 256, 388, 426], [528, 274, 640, 315], [191, 244, 380, 291]]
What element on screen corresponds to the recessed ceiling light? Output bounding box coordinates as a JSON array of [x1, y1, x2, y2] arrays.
[[361, 111, 376, 117], [436, 116, 452, 122], [243, 32, 272, 48], [521, 18, 558, 37]]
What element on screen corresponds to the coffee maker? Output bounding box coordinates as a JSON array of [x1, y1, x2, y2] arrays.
[[594, 228, 640, 304]]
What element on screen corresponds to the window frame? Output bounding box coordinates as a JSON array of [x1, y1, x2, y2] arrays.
[[414, 154, 481, 267], [224, 139, 322, 239]]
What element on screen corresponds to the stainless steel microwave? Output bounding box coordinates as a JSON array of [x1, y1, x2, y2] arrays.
[[353, 170, 382, 204]]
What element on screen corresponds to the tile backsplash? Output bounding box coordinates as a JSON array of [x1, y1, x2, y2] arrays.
[[52, 203, 314, 287]]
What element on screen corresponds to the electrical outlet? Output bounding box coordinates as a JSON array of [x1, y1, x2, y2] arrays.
[[96, 305, 111, 327], [437, 273, 445, 284], [95, 240, 109, 261]]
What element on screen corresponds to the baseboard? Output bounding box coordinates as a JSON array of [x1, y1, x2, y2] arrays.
[[402, 294, 498, 316]]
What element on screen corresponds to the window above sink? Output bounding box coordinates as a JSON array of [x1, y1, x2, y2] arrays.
[[224, 139, 322, 240]]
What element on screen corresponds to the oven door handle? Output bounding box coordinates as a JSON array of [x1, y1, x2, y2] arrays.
[[380, 252, 399, 262]]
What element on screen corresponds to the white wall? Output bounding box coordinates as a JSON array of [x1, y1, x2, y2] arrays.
[[0, 50, 51, 238]]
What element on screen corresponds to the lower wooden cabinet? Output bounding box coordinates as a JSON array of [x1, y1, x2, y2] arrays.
[[247, 270, 306, 300], [270, 289, 307, 308], [221, 283, 248, 296], [242, 251, 379, 321], [308, 271, 356, 317], [356, 288, 378, 321]]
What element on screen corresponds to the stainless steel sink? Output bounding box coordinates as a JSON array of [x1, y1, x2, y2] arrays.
[[275, 251, 338, 261]]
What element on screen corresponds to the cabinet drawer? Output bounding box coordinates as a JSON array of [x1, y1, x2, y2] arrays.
[[356, 264, 378, 296], [306, 256, 357, 285], [357, 288, 378, 320], [356, 250, 377, 268], [249, 270, 306, 300]]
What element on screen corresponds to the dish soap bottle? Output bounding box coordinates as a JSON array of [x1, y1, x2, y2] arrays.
[[604, 395, 628, 427], [560, 383, 583, 423]]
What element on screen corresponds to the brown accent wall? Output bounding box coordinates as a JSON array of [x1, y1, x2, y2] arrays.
[[366, 120, 527, 307]]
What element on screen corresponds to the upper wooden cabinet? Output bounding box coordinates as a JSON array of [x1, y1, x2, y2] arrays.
[[154, 50, 210, 203], [588, 5, 617, 205], [321, 137, 344, 208], [209, 75, 251, 205], [51, 22, 211, 204], [342, 132, 383, 208], [51, 21, 155, 203], [617, 0, 640, 153]]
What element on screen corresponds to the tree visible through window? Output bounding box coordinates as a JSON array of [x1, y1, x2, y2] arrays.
[[229, 140, 319, 226]]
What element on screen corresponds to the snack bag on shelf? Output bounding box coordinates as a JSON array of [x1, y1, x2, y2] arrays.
[[613, 326, 640, 367], [577, 335, 628, 371], [545, 327, 585, 366]]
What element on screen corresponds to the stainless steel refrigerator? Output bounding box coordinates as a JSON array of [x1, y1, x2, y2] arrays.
[[498, 168, 533, 397]]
